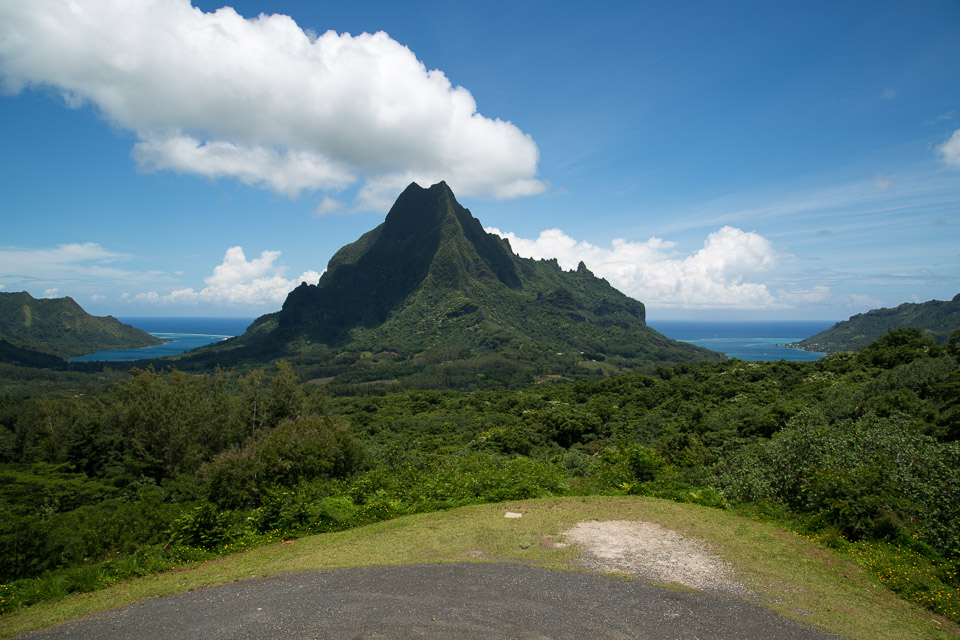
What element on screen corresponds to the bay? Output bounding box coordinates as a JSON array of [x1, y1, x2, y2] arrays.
[[68, 317, 834, 363], [67, 317, 254, 363], [648, 320, 833, 361]]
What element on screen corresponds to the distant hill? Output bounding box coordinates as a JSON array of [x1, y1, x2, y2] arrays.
[[180, 181, 721, 386], [0, 291, 162, 360], [0, 338, 64, 367], [790, 294, 960, 354]]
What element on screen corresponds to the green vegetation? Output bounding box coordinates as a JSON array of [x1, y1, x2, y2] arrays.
[[176, 182, 721, 384], [792, 293, 960, 354], [0, 326, 958, 637], [1, 498, 957, 640], [0, 291, 161, 359], [0, 340, 63, 369]]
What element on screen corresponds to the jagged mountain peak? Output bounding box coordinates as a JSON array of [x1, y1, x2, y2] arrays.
[[280, 182, 522, 340], [186, 182, 721, 384], [381, 181, 456, 233]]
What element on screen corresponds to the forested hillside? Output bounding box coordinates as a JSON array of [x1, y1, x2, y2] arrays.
[[792, 293, 960, 354], [0, 292, 161, 359], [1, 327, 958, 620]]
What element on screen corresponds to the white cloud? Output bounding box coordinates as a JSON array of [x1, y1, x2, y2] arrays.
[[43, 288, 59, 298], [135, 246, 321, 307], [0, 242, 126, 269], [937, 129, 960, 167], [132, 135, 355, 198], [841, 293, 884, 309], [488, 226, 783, 309], [0, 243, 140, 287], [925, 111, 955, 125], [780, 286, 830, 305], [873, 173, 891, 191], [313, 195, 345, 217], [0, 0, 543, 208]]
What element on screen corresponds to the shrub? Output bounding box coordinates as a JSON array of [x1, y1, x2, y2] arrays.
[[202, 416, 364, 509]]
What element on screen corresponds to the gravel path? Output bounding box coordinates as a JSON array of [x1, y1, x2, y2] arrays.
[[562, 520, 747, 595], [21, 563, 838, 639]]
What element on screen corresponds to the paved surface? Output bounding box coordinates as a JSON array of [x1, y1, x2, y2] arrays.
[[21, 563, 838, 639]]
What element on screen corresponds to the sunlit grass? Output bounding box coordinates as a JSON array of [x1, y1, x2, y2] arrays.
[[1, 496, 958, 640]]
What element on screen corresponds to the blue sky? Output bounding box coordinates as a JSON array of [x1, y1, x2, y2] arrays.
[[1, 0, 958, 321]]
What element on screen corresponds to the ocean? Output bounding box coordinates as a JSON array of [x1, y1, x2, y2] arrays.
[[67, 317, 256, 363], [67, 317, 833, 363], [649, 320, 832, 361]]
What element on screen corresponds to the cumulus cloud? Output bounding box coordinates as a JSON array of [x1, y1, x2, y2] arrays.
[[132, 135, 355, 197], [43, 288, 59, 298], [135, 246, 320, 307], [937, 129, 960, 168], [488, 226, 783, 309], [0, 0, 543, 207]]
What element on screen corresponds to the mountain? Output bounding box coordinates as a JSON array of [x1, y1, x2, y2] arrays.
[[0, 291, 162, 360], [790, 293, 960, 354], [182, 182, 720, 387]]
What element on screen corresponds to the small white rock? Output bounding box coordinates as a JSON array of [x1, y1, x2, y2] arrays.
[[504, 512, 523, 518]]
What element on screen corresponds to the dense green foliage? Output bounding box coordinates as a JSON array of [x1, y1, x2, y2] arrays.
[[176, 182, 720, 384], [0, 291, 161, 359], [0, 340, 63, 368], [793, 292, 960, 353], [1, 327, 958, 621]]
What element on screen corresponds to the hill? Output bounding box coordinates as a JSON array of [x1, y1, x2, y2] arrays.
[[180, 181, 721, 385], [0, 339, 64, 368], [790, 294, 960, 354], [0, 291, 161, 359]]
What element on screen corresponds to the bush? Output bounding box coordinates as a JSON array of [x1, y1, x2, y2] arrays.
[[169, 502, 240, 549], [202, 416, 364, 509], [714, 410, 960, 555]]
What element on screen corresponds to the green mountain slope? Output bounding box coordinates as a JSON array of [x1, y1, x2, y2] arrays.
[[0, 339, 64, 367], [791, 293, 960, 353], [0, 292, 161, 359], [182, 182, 720, 385]]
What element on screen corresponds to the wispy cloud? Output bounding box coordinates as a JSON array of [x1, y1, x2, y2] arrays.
[[0, 243, 151, 292], [926, 111, 955, 125], [653, 172, 960, 237], [0, 1, 543, 209]]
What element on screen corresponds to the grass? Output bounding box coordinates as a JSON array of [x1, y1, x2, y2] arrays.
[[1, 496, 958, 639]]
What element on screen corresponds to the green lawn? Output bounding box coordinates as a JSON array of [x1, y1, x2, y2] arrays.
[[2, 496, 958, 639]]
